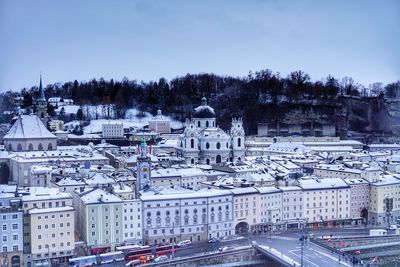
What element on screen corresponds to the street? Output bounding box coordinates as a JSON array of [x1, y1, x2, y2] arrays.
[[100, 227, 369, 266]]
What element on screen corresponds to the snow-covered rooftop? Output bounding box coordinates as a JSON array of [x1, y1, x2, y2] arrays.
[[4, 114, 56, 139], [298, 177, 349, 190], [79, 188, 123, 204], [28, 206, 74, 214]]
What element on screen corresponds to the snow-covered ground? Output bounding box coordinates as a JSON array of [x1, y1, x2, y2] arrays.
[[64, 107, 183, 134]]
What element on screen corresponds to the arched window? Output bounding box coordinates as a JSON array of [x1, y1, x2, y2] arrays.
[[190, 139, 194, 148], [206, 121, 209, 127], [191, 158, 195, 164], [238, 138, 241, 147], [48, 143, 53, 151], [206, 159, 210, 165], [197, 121, 200, 127], [216, 142, 221, 149], [28, 143, 33, 151], [38, 143, 43, 151], [8, 144, 12, 151], [216, 155, 221, 163], [17, 144, 22, 151], [206, 143, 210, 149], [213, 121, 215, 127]]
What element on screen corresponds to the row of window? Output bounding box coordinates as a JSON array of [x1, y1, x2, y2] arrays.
[[9, 142, 53, 151], [37, 242, 70, 250], [37, 222, 71, 229], [2, 234, 19, 242], [1, 224, 19, 231], [37, 232, 71, 239], [1, 214, 19, 220], [146, 198, 230, 208], [2, 245, 19, 252], [25, 201, 67, 209]]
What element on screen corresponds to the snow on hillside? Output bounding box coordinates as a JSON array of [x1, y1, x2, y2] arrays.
[[55, 105, 80, 114], [64, 107, 183, 134]]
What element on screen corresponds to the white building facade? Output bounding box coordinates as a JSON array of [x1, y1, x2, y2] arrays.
[[177, 97, 245, 165], [102, 123, 124, 138]]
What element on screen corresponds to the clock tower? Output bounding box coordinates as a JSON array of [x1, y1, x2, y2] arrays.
[[136, 138, 151, 193]]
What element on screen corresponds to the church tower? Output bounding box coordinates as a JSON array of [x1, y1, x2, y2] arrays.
[[35, 75, 49, 125], [136, 138, 151, 194], [230, 118, 245, 162]]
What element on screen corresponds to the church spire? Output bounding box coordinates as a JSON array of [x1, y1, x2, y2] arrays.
[[38, 75, 45, 101]]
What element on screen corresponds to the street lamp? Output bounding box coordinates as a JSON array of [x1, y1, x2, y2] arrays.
[[171, 221, 175, 259], [299, 234, 306, 267]]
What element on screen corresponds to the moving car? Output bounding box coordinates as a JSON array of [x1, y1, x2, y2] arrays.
[[154, 255, 168, 263], [177, 240, 192, 247], [208, 237, 219, 243], [218, 246, 228, 252], [126, 259, 140, 266]]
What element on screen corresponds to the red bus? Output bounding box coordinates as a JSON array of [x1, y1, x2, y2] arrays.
[[125, 246, 152, 261], [156, 244, 177, 256]]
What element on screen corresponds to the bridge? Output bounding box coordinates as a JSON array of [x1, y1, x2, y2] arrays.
[[143, 245, 288, 267]]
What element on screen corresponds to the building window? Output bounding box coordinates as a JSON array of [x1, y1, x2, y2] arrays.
[[190, 139, 194, 148]]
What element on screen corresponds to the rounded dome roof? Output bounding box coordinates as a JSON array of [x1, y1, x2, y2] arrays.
[[194, 97, 215, 118]]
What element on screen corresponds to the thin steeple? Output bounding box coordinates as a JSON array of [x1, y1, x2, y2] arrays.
[[38, 75, 45, 101]]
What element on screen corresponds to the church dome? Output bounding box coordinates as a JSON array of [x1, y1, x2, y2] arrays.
[[193, 97, 215, 118]]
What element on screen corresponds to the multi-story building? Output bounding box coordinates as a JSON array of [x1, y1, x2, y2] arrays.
[[74, 188, 124, 254], [122, 199, 142, 245], [48, 120, 64, 132], [141, 188, 234, 244], [343, 178, 369, 222], [313, 164, 362, 179], [102, 122, 124, 138], [369, 175, 400, 226], [148, 109, 171, 134], [230, 187, 259, 233], [21, 187, 75, 267], [8, 146, 109, 186], [299, 178, 351, 226], [256, 187, 283, 231], [0, 186, 23, 267], [281, 186, 304, 229]]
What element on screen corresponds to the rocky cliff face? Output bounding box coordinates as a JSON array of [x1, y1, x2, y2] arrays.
[[220, 96, 395, 137]]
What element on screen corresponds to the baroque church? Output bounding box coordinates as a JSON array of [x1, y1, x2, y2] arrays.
[[3, 76, 56, 152], [177, 97, 245, 165]]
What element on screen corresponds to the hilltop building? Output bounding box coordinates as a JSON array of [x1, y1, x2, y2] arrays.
[[148, 109, 171, 134]]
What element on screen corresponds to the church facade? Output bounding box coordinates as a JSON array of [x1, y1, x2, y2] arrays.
[[177, 97, 245, 165]]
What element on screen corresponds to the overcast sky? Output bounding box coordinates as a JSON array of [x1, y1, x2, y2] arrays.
[[0, 0, 399, 91]]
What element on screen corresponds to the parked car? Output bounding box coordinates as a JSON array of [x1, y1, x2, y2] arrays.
[[177, 240, 192, 247], [154, 255, 168, 263]]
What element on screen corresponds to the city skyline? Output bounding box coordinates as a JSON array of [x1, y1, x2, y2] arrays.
[[0, 0, 399, 91]]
